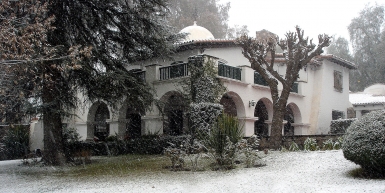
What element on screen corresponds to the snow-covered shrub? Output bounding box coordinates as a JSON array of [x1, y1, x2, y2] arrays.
[[203, 113, 243, 170], [322, 139, 334, 150], [342, 110, 385, 176], [184, 55, 226, 134], [333, 137, 343, 150], [330, 118, 357, 134], [189, 103, 223, 133], [289, 141, 300, 151], [303, 137, 319, 151], [237, 135, 260, 168], [2, 125, 29, 159]]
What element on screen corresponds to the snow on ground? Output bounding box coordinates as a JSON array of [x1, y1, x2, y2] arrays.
[[0, 150, 384, 193]]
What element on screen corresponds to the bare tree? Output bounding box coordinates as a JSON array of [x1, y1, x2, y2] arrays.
[[237, 26, 330, 148]]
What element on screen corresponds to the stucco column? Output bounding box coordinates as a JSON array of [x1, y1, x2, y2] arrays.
[[356, 110, 362, 119], [142, 115, 163, 135], [86, 121, 95, 141], [145, 63, 161, 83], [108, 119, 119, 137], [240, 65, 254, 84], [238, 117, 258, 137], [265, 121, 272, 136]]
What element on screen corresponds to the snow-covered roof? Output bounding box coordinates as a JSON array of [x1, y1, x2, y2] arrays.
[[349, 93, 385, 105], [316, 55, 356, 70], [350, 84, 385, 105]]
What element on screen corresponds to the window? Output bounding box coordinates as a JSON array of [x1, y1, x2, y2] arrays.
[[332, 110, 344, 120], [334, 71, 343, 92]]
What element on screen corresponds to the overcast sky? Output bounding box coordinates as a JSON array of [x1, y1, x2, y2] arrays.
[[221, 0, 385, 41]]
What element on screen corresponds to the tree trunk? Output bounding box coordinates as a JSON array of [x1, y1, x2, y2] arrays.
[[270, 105, 285, 149], [269, 87, 291, 149], [41, 70, 66, 165]]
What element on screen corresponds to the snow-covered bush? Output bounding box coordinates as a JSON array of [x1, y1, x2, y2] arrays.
[[189, 103, 223, 133], [303, 137, 319, 151], [237, 135, 260, 168], [322, 139, 334, 150], [289, 141, 300, 151], [342, 110, 385, 176], [330, 118, 357, 134], [184, 55, 226, 134]]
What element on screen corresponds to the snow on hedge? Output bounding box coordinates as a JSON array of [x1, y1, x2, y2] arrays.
[[342, 110, 385, 176]]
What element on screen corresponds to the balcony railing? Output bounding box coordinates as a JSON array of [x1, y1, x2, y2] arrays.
[[254, 72, 268, 86], [218, 63, 241, 81], [159, 63, 188, 80]]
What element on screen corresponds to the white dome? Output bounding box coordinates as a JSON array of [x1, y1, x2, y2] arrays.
[[179, 21, 214, 42], [364, 84, 385, 95]]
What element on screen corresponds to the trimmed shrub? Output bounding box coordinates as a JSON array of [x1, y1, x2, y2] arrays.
[[342, 110, 385, 177], [330, 118, 357, 134]]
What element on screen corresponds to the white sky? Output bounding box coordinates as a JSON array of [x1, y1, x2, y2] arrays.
[[221, 0, 385, 41]]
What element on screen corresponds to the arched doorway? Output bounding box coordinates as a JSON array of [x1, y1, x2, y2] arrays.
[[94, 103, 110, 141], [254, 100, 269, 137], [126, 108, 142, 139], [220, 93, 237, 116], [163, 92, 186, 136], [284, 106, 295, 136]]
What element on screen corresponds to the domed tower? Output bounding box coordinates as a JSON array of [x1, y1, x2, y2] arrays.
[[179, 21, 215, 42]]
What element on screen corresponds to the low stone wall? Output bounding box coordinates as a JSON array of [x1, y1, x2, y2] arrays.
[[259, 134, 343, 150]]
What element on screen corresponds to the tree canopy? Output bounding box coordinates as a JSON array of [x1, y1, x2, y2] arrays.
[[166, 0, 230, 38], [348, 4, 385, 91]]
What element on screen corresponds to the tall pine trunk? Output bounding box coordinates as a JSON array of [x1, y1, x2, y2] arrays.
[[41, 69, 66, 165]]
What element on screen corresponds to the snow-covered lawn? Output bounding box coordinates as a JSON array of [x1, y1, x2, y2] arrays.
[[0, 150, 384, 193]]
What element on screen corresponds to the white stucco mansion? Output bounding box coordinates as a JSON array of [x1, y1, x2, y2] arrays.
[[30, 23, 356, 150]]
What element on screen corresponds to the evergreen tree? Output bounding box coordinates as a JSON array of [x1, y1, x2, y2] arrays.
[[1, 0, 182, 165], [348, 4, 385, 91], [167, 0, 230, 38]]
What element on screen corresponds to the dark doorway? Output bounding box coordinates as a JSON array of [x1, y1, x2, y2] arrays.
[[164, 94, 186, 136], [284, 106, 295, 136], [220, 94, 237, 116], [169, 110, 183, 136], [94, 103, 110, 141], [126, 111, 142, 139], [254, 100, 269, 137]]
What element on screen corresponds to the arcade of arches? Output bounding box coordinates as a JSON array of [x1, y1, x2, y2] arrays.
[[86, 94, 301, 140]]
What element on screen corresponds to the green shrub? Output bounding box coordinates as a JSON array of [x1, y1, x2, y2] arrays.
[[342, 110, 385, 177], [322, 139, 334, 150], [2, 125, 29, 159], [202, 113, 243, 169], [303, 137, 319, 151], [333, 137, 343, 150], [289, 141, 300, 151]]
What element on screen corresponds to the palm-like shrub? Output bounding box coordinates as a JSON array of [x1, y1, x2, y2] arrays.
[[342, 110, 385, 177], [203, 113, 243, 169], [303, 137, 319, 151]]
